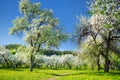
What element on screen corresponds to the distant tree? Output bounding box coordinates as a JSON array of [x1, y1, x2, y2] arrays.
[[0, 46, 12, 68], [62, 54, 76, 69], [13, 46, 29, 68], [9, 0, 67, 72], [5, 44, 21, 50], [61, 50, 74, 55], [41, 49, 61, 56], [5, 44, 21, 54], [39, 49, 74, 56]]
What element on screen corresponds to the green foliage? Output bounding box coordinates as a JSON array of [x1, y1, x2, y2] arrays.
[[110, 53, 120, 70], [5, 44, 21, 50], [79, 41, 104, 69], [5, 44, 21, 54], [62, 50, 74, 55], [40, 49, 74, 56]]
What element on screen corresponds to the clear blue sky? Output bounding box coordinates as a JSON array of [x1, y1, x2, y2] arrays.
[[0, 0, 89, 51]]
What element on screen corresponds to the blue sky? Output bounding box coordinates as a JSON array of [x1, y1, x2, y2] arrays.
[[0, 0, 89, 51]]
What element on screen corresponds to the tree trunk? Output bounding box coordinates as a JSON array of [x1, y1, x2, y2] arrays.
[[15, 63, 18, 68], [104, 57, 110, 73], [91, 64, 94, 70], [30, 54, 34, 72], [104, 47, 110, 73], [104, 30, 111, 73], [66, 61, 72, 69], [97, 56, 100, 71], [30, 40, 34, 72]]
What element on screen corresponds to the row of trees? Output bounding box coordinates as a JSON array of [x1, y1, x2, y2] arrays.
[[1, 45, 120, 71], [0, 46, 82, 69]]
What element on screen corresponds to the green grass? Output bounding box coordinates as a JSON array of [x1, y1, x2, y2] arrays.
[[56, 70, 120, 80], [0, 69, 120, 80], [0, 68, 51, 80]]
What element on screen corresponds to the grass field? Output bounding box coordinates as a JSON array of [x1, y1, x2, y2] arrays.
[[0, 68, 120, 80]]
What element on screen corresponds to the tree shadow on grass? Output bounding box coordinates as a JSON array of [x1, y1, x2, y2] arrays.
[[108, 72, 120, 76], [45, 72, 87, 77], [87, 71, 120, 76]]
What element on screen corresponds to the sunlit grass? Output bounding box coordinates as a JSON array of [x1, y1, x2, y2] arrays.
[[0, 69, 120, 80], [0, 68, 52, 80], [56, 70, 120, 80]]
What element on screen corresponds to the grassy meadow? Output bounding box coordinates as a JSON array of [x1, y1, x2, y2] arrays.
[[0, 68, 120, 80]]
